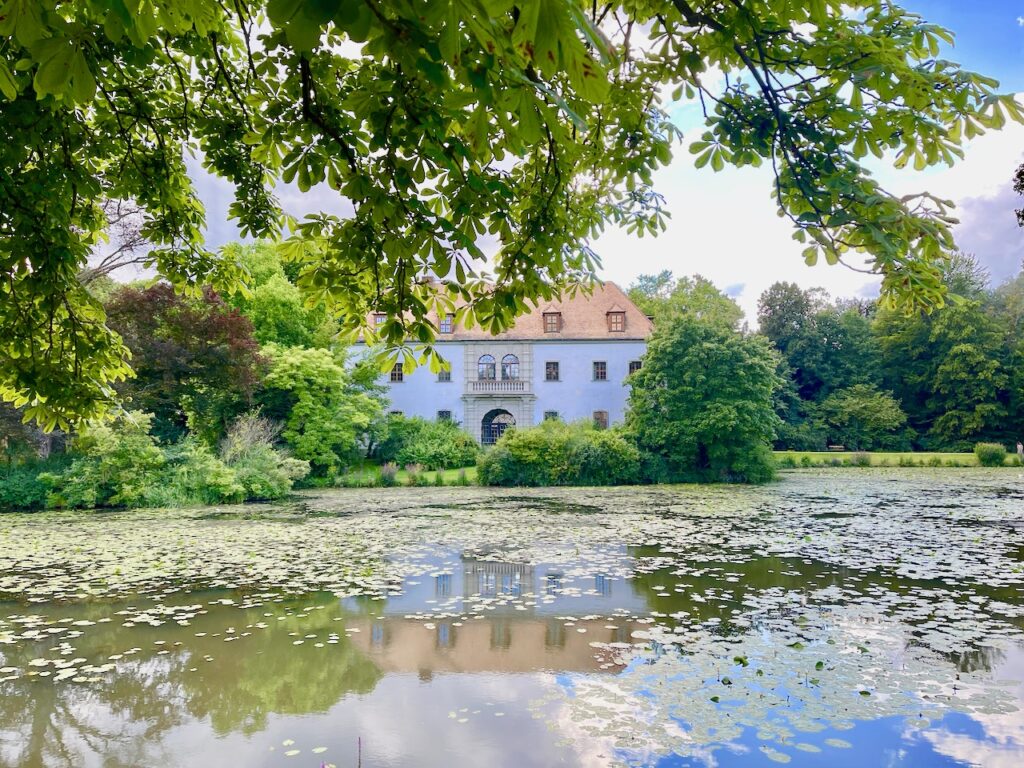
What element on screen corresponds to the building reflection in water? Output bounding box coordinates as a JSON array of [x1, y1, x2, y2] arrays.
[[341, 550, 645, 675]]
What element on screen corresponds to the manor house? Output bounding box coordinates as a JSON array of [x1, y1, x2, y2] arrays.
[[366, 283, 653, 445]]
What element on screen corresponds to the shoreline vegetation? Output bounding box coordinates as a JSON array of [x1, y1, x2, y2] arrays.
[[3, 449, 1021, 513]]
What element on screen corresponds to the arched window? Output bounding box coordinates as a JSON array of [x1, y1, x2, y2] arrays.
[[501, 354, 520, 380], [477, 354, 496, 380]]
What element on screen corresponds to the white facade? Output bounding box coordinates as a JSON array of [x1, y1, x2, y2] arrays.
[[358, 282, 653, 443], [368, 338, 647, 443]]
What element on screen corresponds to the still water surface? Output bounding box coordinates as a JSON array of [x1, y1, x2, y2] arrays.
[[1, 470, 1023, 767]]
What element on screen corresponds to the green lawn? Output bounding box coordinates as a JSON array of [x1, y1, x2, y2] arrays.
[[394, 465, 478, 484], [773, 450, 983, 467]]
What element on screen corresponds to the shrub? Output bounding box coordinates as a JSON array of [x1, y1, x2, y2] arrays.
[[898, 455, 916, 467], [455, 468, 470, 486], [231, 446, 309, 500], [220, 413, 309, 500], [157, 440, 245, 505], [776, 455, 797, 469], [405, 463, 431, 486], [0, 463, 54, 510], [380, 463, 398, 487], [799, 455, 813, 468], [378, 416, 479, 471], [926, 456, 943, 467], [46, 412, 167, 509], [478, 420, 640, 487], [974, 442, 1007, 467], [850, 452, 871, 467], [434, 471, 445, 487]]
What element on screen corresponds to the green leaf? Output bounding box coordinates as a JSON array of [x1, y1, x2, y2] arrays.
[[0, 59, 18, 100]]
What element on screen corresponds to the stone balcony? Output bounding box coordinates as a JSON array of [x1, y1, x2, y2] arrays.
[[468, 379, 530, 394]]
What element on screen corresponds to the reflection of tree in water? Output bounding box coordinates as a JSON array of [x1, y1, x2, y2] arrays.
[[628, 545, 1024, 669], [627, 548, 847, 632], [0, 591, 380, 767]]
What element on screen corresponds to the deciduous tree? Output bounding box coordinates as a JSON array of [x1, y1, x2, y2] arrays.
[[628, 272, 743, 331], [626, 316, 783, 482], [2, 1, 1020, 427], [258, 345, 385, 475], [812, 384, 908, 451], [105, 284, 263, 444]]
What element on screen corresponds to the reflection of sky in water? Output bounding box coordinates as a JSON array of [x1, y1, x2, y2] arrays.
[[1, 472, 1023, 766], [341, 546, 648, 619]]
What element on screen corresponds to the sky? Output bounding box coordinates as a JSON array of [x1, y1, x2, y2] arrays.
[[193, 1, 1024, 325]]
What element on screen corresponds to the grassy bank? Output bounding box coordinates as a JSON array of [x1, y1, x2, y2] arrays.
[[395, 465, 479, 485], [772, 451, 1023, 468]]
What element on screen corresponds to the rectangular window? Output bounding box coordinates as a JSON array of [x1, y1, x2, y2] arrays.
[[628, 360, 642, 375], [543, 411, 559, 421], [543, 312, 562, 333], [390, 363, 403, 383], [607, 312, 625, 332], [593, 361, 607, 381], [545, 361, 560, 381], [439, 313, 454, 334], [437, 369, 451, 382], [389, 410, 403, 417], [374, 313, 386, 327], [593, 410, 609, 429], [437, 410, 452, 422]]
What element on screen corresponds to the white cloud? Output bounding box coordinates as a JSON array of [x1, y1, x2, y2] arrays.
[[189, 95, 1024, 322], [594, 105, 1024, 322]]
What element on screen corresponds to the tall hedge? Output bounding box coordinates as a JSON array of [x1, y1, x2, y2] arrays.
[[477, 420, 640, 487]]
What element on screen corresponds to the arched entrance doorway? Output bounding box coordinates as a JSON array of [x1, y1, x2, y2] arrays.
[[481, 409, 515, 445]]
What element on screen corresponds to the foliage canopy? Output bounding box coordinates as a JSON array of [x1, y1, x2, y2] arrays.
[[2, 0, 1021, 427], [626, 315, 783, 482]]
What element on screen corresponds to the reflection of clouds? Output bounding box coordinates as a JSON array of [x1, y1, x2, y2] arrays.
[[919, 645, 1024, 768], [553, 600, 1024, 764], [332, 672, 601, 767], [548, 674, 709, 768], [923, 726, 1024, 768]]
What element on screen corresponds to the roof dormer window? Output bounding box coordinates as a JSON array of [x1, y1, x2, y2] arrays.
[[607, 311, 626, 332], [373, 313, 386, 327], [543, 312, 562, 333]]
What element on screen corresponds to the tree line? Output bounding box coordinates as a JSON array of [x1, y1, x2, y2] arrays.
[[629, 255, 1024, 453]]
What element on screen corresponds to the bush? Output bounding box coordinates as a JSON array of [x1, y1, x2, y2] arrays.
[[974, 442, 1007, 467], [380, 462, 398, 487], [231, 446, 308, 500], [478, 420, 640, 487], [377, 416, 479, 471], [455, 468, 470, 486], [926, 456, 943, 467], [220, 413, 309, 500], [799, 455, 813, 468], [776, 455, 797, 469], [31, 411, 309, 510], [850, 452, 871, 467], [46, 412, 167, 509], [157, 440, 245, 505], [405, 463, 432, 486], [0, 463, 55, 510]]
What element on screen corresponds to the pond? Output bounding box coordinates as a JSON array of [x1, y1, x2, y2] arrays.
[[1, 469, 1023, 767]]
